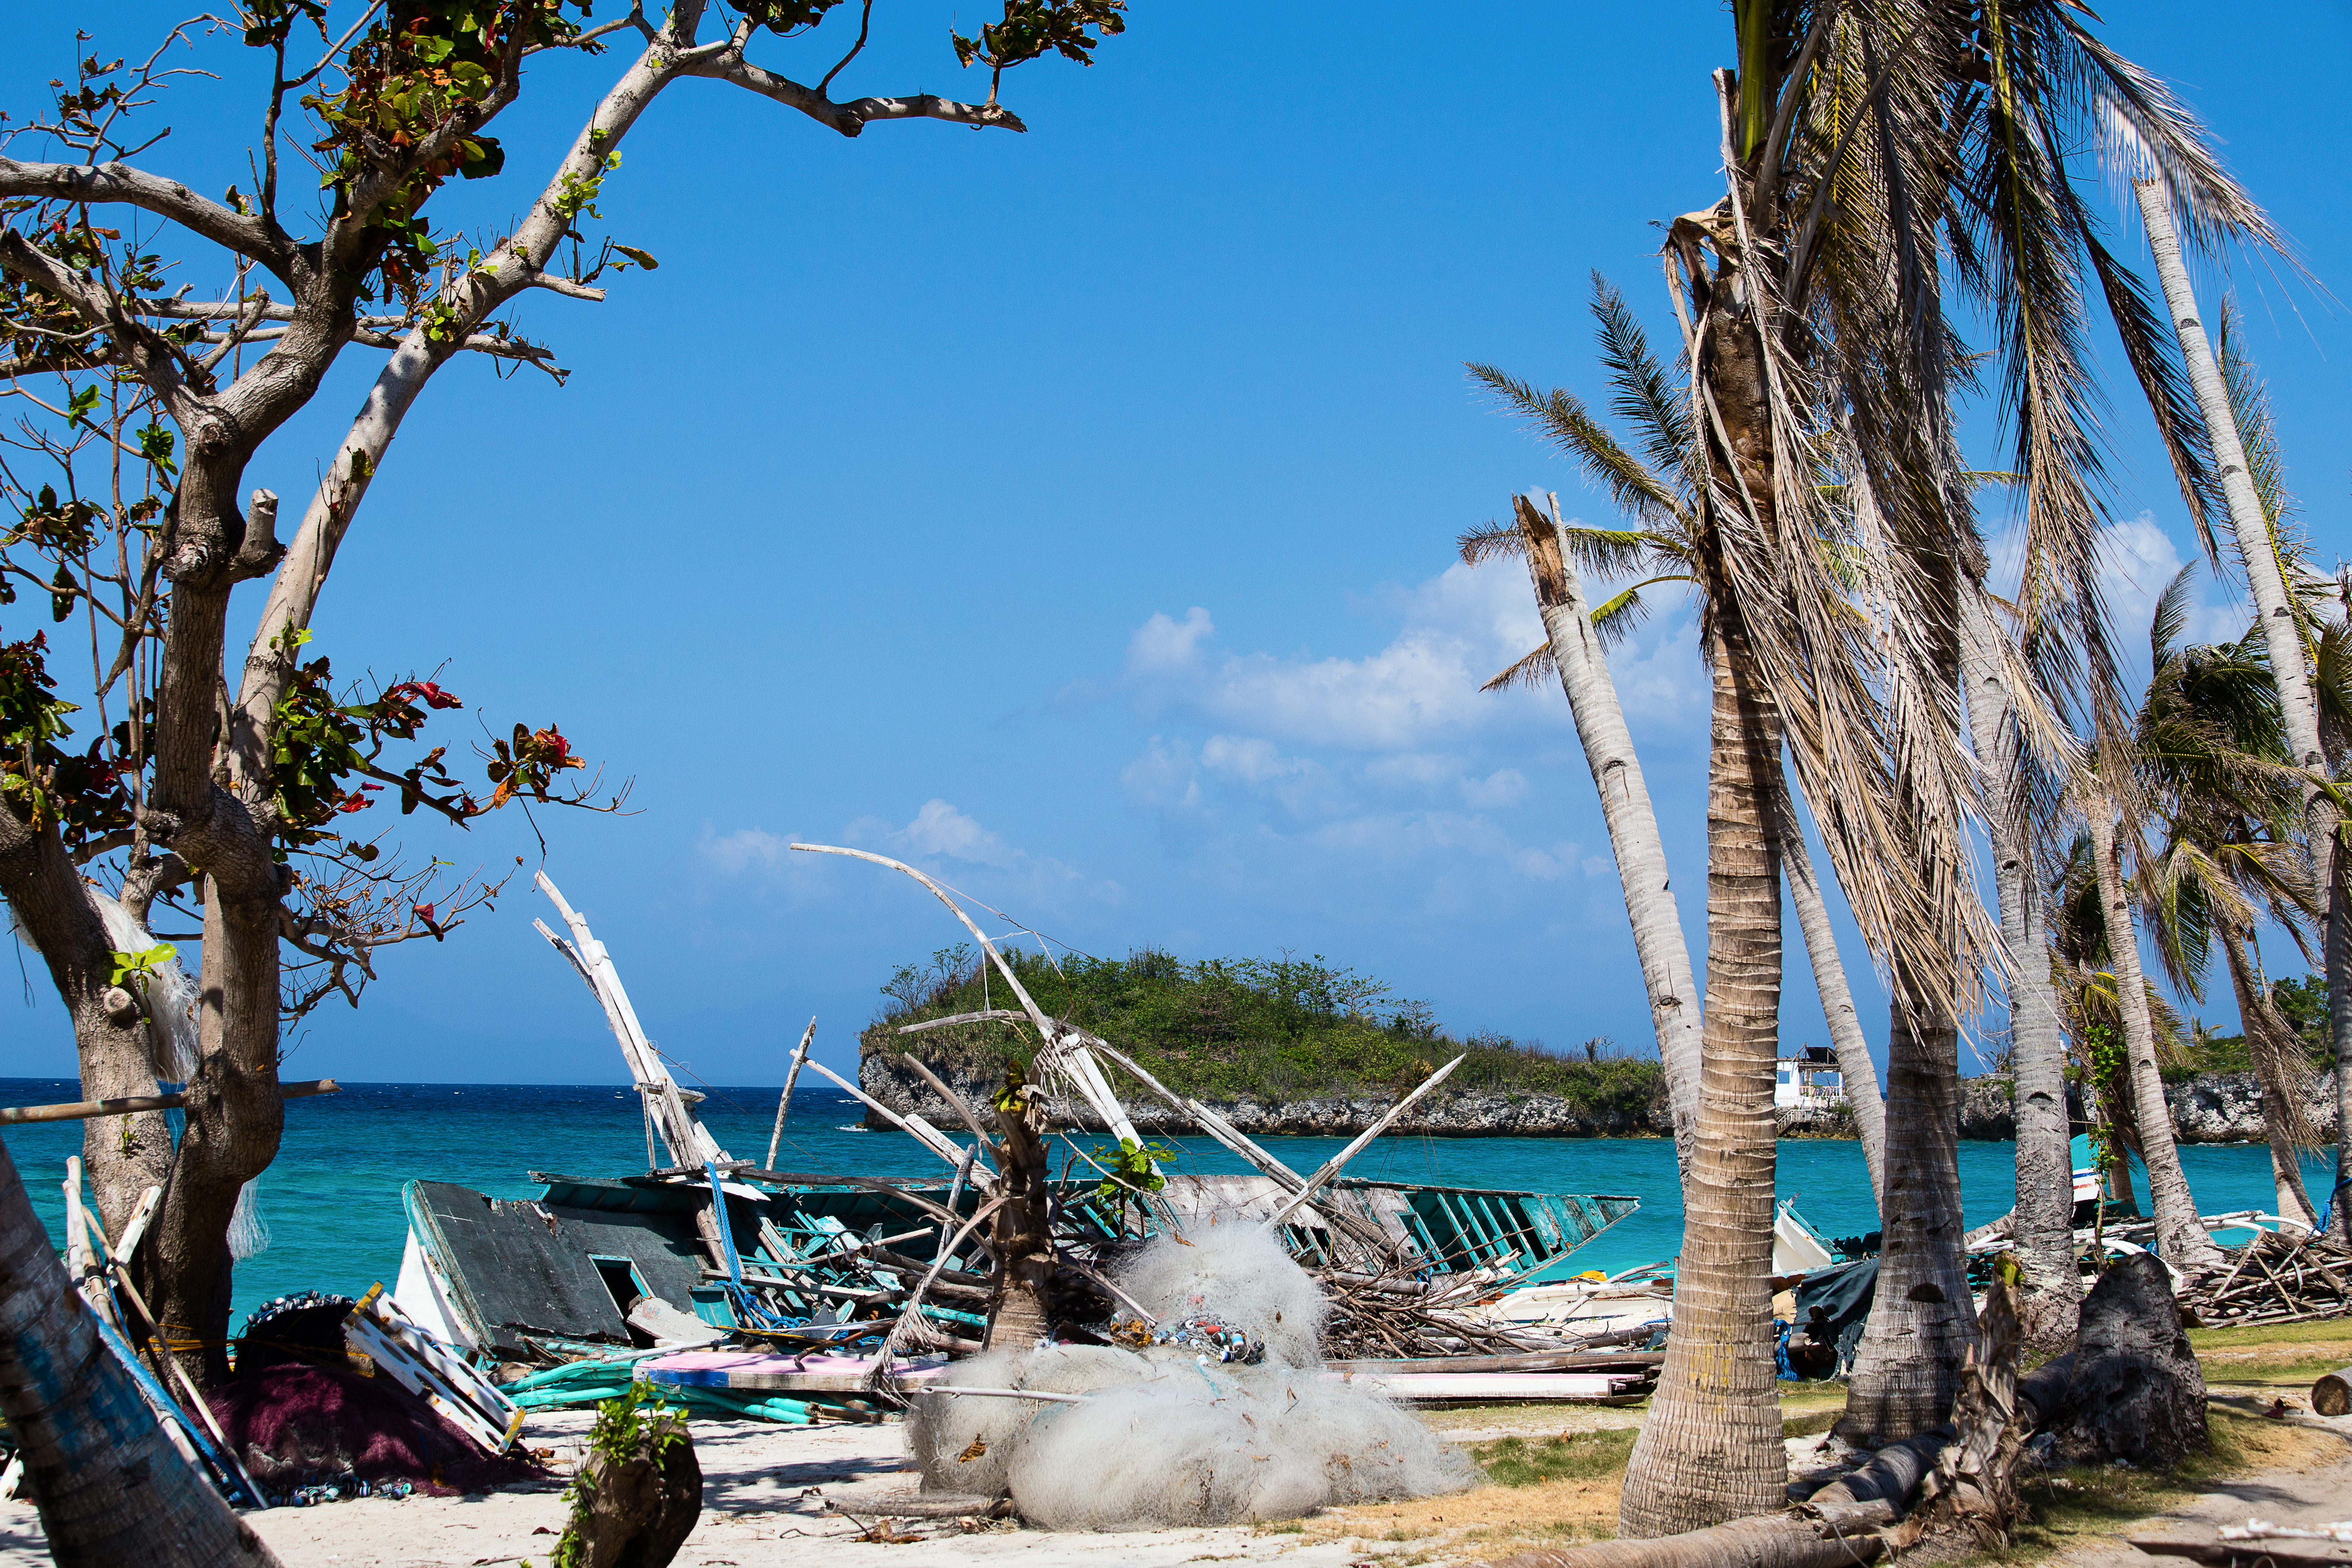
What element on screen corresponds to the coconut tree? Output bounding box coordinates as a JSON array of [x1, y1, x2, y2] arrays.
[[1466, 277, 1885, 1198], [2135, 188, 2350, 1241], [1961, 589, 2082, 1348], [1466, 0, 2268, 1529], [2134, 569, 2321, 1224]]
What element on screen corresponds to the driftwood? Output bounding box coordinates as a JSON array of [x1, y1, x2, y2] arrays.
[[2182, 1229, 2352, 1326], [2134, 1540, 2352, 1568], [0, 1080, 337, 1125], [765, 1017, 816, 1170]]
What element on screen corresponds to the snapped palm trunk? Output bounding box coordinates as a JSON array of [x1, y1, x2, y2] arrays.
[[2135, 182, 2349, 1242], [1512, 495, 1702, 1167], [1618, 613, 1786, 1537], [2085, 800, 2225, 1273], [1960, 594, 2079, 1347], [0, 1135, 278, 1567]]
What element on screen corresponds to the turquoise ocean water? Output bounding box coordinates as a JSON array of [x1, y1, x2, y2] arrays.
[[0, 1077, 2334, 1327]]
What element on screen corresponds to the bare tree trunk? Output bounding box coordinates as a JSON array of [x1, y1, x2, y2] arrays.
[[2136, 180, 2348, 1244], [0, 824, 174, 1242], [984, 1068, 1052, 1352], [1619, 616, 1785, 1536], [2220, 928, 2318, 1226], [1961, 594, 2079, 1347], [0, 1134, 279, 1567], [1513, 495, 1702, 1168], [1783, 818, 1885, 1202], [2085, 801, 2225, 1273]]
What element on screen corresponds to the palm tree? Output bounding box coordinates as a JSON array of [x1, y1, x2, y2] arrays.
[[1961, 591, 2081, 1349], [1485, 0, 2268, 1531], [2135, 188, 2349, 1241], [2134, 569, 2321, 1226], [0, 1139, 277, 1566], [1467, 281, 1885, 1198]]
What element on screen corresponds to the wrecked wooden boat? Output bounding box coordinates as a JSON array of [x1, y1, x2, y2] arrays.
[[388, 871, 1639, 1373]]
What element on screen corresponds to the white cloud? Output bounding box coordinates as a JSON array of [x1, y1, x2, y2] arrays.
[[890, 799, 1015, 868], [1199, 734, 1313, 785], [1122, 561, 1551, 751], [1121, 736, 1201, 811], [1987, 512, 2249, 655], [698, 827, 794, 876]]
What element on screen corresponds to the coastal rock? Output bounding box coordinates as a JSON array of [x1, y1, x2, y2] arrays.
[[857, 1052, 1675, 1139], [1958, 1076, 2017, 1141], [2165, 1071, 2340, 1144], [861, 1053, 2339, 1142]]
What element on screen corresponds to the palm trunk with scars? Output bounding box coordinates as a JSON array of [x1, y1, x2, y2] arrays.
[[984, 1067, 1053, 1352], [1960, 593, 2079, 1348], [1510, 493, 1701, 1170], [1619, 605, 1788, 1537], [2086, 797, 2225, 1273], [2135, 182, 2349, 1243], [1842, 561, 1978, 1440]]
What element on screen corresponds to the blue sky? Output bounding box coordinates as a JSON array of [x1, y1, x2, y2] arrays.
[[2, 2, 2345, 1088]]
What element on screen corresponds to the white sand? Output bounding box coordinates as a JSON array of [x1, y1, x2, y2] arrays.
[[0, 1406, 1450, 1567]]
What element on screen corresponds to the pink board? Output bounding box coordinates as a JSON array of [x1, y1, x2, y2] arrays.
[[642, 1350, 948, 1393]]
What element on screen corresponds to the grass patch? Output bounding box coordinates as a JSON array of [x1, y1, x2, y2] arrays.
[[1472, 1429, 1640, 1488], [2190, 1317, 2352, 1351], [1994, 1411, 2344, 1563], [1784, 1408, 1842, 1438]]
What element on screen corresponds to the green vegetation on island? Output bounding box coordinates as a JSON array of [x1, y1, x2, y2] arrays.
[[862, 944, 1666, 1116]]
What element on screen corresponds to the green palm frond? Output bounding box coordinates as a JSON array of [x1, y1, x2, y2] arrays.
[[1458, 520, 1524, 568], [1561, 526, 1666, 581], [1465, 362, 1691, 535], [2147, 562, 2197, 669], [1589, 575, 1693, 650], [1481, 642, 1557, 695], [1588, 272, 1691, 484]]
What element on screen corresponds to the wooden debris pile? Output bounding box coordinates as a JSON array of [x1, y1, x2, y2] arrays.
[[2185, 1230, 2352, 1327]]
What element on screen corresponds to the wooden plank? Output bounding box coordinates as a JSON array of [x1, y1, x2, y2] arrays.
[[1325, 1350, 1665, 1376], [0, 1079, 337, 1125]]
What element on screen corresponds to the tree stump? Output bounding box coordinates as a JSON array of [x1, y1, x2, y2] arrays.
[[2018, 1254, 2206, 1469], [554, 1400, 701, 1568]]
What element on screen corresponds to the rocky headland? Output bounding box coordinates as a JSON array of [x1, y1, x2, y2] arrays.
[[863, 1052, 2338, 1144]]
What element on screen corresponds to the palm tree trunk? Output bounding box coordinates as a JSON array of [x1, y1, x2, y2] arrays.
[[984, 1067, 1053, 1351], [2220, 928, 2318, 1227], [1514, 494, 1703, 1167], [2085, 799, 2226, 1272], [1618, 615, 1785, 1537], [1783, 820, 1885, 1201], [1836, 981, 1976, 1442], [1960, 594, 2080, 1347], [0, 1135, 279, 1566], [2135, 181, 2349, 1243]]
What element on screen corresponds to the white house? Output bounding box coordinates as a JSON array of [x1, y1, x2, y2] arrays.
[[1774, 1045, 1846, 1109]]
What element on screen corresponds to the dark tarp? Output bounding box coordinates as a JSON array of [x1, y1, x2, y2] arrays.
[[1792, 1257, 1878, 1374]]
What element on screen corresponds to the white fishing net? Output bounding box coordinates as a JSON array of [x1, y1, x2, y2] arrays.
[[905, 1227, 1474, 1529], [1113, 1221, 1327, 1368], [228, 1179, 270, 1260]]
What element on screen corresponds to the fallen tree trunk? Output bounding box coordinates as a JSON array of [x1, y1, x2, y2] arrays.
[[1480, 1432, 1948, 1568], [2314, 1364, 2352, 1418], [1481, 1282, 2031, 1568]]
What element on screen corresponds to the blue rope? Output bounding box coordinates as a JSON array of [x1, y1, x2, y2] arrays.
[[706, 1160, 794, 1331]]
